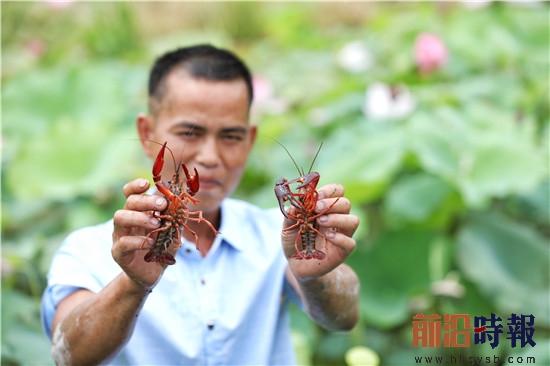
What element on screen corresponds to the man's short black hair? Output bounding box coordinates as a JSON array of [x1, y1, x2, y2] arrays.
[[148, 44, 253, 110]]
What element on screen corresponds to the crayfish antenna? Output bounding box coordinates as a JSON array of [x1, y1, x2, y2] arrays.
[[307, 141, 324, 174], [274, 139, 305, 177]]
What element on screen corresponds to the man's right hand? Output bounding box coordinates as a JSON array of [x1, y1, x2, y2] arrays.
[[112, 178, 171, 291]]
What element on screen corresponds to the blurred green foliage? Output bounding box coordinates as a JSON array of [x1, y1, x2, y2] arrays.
[[1, 2, 548, 365]]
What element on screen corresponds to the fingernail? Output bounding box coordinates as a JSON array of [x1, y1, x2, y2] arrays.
[[327, 230, 335, 239], [316, 201, 324, 211], [156, 198, 165, 207], [150, 218, 159, 227], [139, 179, 148, 187], [318, 215, 328, 224]]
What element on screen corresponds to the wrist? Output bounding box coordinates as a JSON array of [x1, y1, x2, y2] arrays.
[[295, 273, 325, 287], [294, 265, 345, 287], [120, 273, 154, 297]]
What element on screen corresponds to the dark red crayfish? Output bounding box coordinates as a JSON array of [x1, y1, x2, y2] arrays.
[[274, 143, 339, 260], [143, 142, 218, 265]]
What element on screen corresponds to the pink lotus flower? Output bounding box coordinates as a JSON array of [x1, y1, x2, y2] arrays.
[[25, 39, 46, 58], [251, 75, 288, 117], [45, 0, 73, 9], [414, 33, 448, 74], [252, 76, 273, 104]]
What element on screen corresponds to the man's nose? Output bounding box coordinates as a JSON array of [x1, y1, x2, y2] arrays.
[[195, 136, 220, 169]]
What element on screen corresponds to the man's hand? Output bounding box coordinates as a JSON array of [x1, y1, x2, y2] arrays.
[[112, 178, 172, 290], [51, 179, 173, 364], [282, 183, 359, 281]]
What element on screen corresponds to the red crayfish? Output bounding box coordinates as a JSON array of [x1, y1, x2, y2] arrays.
[[143, 141, 218, 265], [274, 142, 339, 260]]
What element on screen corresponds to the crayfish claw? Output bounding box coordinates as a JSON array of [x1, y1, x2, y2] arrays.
[[296, 172, 320, 190], [152, 142, 167, 182], [182, 164, 200, 195], [274, 178, 290, 218]]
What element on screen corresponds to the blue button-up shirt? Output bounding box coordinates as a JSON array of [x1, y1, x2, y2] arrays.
[[41, 198, 300, 365]]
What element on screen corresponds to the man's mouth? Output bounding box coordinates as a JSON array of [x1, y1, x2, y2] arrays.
[[198, 178, 222, 189]]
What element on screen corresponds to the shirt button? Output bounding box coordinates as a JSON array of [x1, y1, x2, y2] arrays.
[[185, 248, 191, 254], [200, 278, 206, 285], [207, 320, 215, 330]]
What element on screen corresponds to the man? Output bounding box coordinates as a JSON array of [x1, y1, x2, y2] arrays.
[[41, 44, 360, 365]]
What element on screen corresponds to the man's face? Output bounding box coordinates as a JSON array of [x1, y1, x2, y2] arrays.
[[138, 71, 256, 213]]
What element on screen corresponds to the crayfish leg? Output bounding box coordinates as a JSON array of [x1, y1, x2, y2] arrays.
[[182, 223, 200, 251], [291, 227, 304, 259]]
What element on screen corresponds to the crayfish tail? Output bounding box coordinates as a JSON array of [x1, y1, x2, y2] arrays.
[[312, 250, 326, 260], [144, 251, 176, 266], [291, 249, 325, 260], [143, 251, 156, 263], [161, 253, 176, 265]]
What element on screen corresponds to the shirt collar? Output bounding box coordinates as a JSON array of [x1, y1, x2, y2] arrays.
[[217, 198, 246, 251]]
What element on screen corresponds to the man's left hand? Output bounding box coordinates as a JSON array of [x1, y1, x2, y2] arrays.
[[281, 183, 359, 281]]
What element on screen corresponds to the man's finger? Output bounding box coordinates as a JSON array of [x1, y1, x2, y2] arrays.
[[317, 213, 359, 237], [326, 231, 356, 256], [122, 179, 150, 198], [317, 184, 344, 200], [125, 194, 166, 212], [114, 210, 161, 230], [315, 197, 351, 215], [114, 236, 154, 256]]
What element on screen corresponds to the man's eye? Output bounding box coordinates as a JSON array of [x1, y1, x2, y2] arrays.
[[177, 130, 198, 137], [221, 134, 244, 141]]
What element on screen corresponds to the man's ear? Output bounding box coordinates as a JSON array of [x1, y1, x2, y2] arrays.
[[248, 125, 258, 150], [136, 113, 155, 159]]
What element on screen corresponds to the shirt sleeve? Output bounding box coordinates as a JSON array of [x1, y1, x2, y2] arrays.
[[283, 274, 304, 310], [46, 243, 104, 292], [40, 285, 82, 339], [40, 224, 111, 339]]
